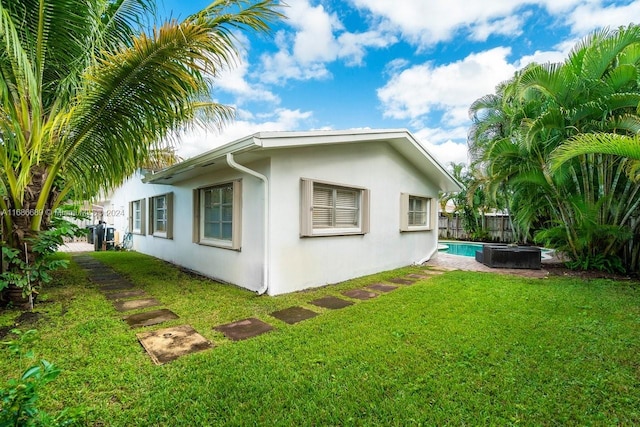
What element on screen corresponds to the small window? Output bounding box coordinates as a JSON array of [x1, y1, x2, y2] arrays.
[[193, 180, 242, 250], [400, 193, 433, 231], [128, 199, 146, 235], [149, 193, 173, 238], [301, 179, 370, 237]]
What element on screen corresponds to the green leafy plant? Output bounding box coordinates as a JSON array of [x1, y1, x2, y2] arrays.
[[1, 213, 85, 301], [0, 329, 83, 426]]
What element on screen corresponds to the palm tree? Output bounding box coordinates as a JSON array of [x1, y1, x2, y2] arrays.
[[0, 0, 283, 262], [468, 24, 640, 271]]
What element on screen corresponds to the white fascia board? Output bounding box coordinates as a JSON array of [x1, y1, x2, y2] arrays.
[[143, 134, 262, 184], [142, 128, 462, 192], [402, 132, 462, 192], [254, 128, 410, 148]]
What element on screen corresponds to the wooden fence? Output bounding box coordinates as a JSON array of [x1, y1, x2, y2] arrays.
[[438, 214, 514, 243]]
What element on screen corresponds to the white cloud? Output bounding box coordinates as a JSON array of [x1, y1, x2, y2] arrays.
[[258, 0, 396, 84], [350, 0, 582, 45], [566, 1, 640, 36], [469, 14, 526, 42], [201, 31, 280, 105], [515, 48, 568, 68], [175, 108, 314, 159], [377, 47, 517, 126], [417, 134, 469, 168], [213, 61, 279, 105]]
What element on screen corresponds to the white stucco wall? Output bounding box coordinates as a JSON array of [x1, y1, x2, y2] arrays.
[[106, 163, 267, 292], [267, 141, 439, 294], [103, 139, 441, 295]]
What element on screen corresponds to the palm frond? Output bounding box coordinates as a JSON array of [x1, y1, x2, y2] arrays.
[[550, 133, 640, 171]]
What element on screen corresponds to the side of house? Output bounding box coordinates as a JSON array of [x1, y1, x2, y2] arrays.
[[103, 164, 268, 292], [101, 129, 460, 295]]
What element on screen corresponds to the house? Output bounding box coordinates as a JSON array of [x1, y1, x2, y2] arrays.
[[100, 129, 461, 295]]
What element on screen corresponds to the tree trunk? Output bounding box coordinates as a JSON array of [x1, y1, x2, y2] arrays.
[[5, 165, 56, 265]]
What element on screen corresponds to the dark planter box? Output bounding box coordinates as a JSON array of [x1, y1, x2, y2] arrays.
[[479, 245, 541, 269]]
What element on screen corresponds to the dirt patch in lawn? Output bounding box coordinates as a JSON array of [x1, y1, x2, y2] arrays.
[[545, 263, 638, 281], [0, 311, 44, 339]]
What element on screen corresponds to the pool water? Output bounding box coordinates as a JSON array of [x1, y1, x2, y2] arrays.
[[438, 242, 483, 257]]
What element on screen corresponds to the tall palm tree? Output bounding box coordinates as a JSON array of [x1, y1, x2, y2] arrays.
[[0, 0, 283, 260]]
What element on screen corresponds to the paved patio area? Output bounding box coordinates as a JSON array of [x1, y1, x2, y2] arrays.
[[424, 252, 552, 278], [59, 241, 94, 253]]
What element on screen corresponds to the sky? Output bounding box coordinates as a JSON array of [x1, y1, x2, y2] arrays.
[[157, 0, 640, 168]]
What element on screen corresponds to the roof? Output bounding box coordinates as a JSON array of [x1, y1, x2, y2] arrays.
[[143, 129, 461, 192]]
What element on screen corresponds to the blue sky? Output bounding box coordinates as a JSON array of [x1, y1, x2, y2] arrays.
[[156, 0, 639, 167]]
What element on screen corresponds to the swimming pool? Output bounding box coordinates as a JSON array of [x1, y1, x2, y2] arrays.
[[439, 241, 554, 259], [438, 241, 483, 257]]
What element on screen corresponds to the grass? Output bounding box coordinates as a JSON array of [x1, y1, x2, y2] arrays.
[[1, 251, 640, 425]]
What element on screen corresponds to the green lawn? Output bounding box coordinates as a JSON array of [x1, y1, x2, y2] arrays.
[[1, 251, 639, 426]]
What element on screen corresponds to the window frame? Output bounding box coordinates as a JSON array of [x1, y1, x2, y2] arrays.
[[128, 198, 146, 235], [300, 178, 370, 237], [148, 192, 173, 239], [400, 193, 433, 232], [193, 180, 242, 250]]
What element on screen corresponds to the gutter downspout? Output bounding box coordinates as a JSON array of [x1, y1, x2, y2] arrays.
[[415, 244, 439, 266], [226, 153, 270, 295]]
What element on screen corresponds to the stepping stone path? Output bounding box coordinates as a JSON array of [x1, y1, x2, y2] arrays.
[[366, 283, 398, 293], [104, 290, 148, 300], [387, 277, 416, 285], [137, 325, 213, 365], [124, 309, 180, 328], [113, 298, 161, 312], [73, 255, 189, 363], [270, 306, 319, 324], [309, 295, 354, 309], [215, 318, 274, 341], [72, 255, 446, 364], [342, 289, 378, 300]]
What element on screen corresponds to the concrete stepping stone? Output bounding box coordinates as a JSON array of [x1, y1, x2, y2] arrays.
[[406, 273, 431, 280], [73, 258, 102, 265], [89, 274, 123, 283], [78, 262, 107, 268], [270, 306, 319, 324], [78, 264, 107, 270], [387, 277, 416, 285], [137, 325, 213, 365], [342, 289, 378, 300], [309, 296, 354, 309], [105, 290, 148, 300], [214, 318, 274, 341], [366, 283, 398, 293], [74, 260, 105, 267], [422, 269, 446, 274], [98, 282, 133, 292], [124, 309, 179, 328], [114, 298, 161, 312]]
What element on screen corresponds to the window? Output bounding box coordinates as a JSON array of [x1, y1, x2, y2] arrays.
[[300, 179, 370, 236], [149, 193, 173, 238], [400, 193, 433, 231], [193, 180, 242, 249], [128, 199, 146, 235]]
